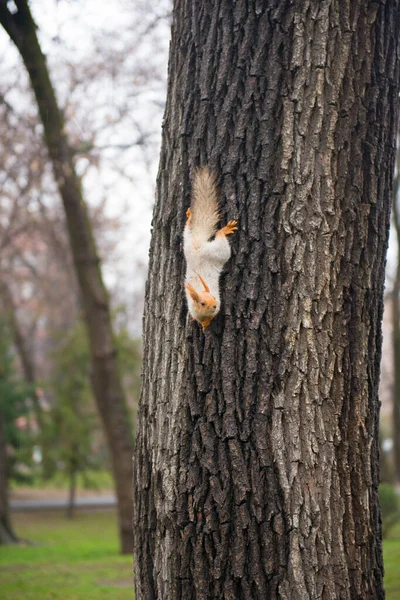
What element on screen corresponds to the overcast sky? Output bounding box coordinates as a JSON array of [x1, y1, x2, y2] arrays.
[[0, 0, 171, 330]]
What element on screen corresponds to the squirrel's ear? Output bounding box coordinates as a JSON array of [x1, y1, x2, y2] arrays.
[[185, 282, 200, 303], [197, 273, 210, 293]]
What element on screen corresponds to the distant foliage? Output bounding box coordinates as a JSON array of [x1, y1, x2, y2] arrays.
[[44, 315, 142, 483], [379, 483, 400, 538], [113, 312, 142, 436], [45, 320, 101, 483]]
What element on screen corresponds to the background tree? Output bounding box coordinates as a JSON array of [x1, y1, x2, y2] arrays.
[[0, 318, 32, 544], [0, 0, 135, 553], [47, 320, 98, 519], [45, 317, 142, 518], [0, 0, 169, 429], [134, 1, 400, 599]]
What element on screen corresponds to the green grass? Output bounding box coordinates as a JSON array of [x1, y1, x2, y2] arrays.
[[0, 511, 133, 600], [1, 510, 399, 599], [384, 519, 400, 600]]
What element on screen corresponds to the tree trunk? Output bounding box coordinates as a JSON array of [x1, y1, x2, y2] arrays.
[[392, 134, 400, 483], [66, 464, 77, 520], [0, 0, 134, 554], [0, 283, 44, 430], [134, 1, 400, 599], [0, 407, 18, 545]]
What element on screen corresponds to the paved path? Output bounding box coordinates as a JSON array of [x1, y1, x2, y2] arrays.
[[10, 495, 117, 511]]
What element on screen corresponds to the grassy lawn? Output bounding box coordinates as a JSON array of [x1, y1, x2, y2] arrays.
[[384, 520, 400, 600], [0, 510, 133, 600], [0, 509, 399, 599]]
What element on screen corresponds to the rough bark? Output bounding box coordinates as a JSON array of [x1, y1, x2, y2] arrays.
[[392, 135, 400, 483], [0, 0, 134, 553], [134, 1, 400, 599]]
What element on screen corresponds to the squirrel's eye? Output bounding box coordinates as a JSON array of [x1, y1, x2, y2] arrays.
[[201, 302, 206, 306]]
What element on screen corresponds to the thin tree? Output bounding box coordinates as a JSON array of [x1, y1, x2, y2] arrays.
[[0, 318, 31, 545], [0, 0, 134, 553], [134, 1, 400, 598], [0, 282, 44, 433], [0, 409, 17, 545]]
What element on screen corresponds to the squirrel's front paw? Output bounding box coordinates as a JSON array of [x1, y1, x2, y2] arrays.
[[186, 208, 193, 227]]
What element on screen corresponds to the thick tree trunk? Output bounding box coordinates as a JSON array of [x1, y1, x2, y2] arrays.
[[134, 1, 400, 599], [0, 0, 134, 553]]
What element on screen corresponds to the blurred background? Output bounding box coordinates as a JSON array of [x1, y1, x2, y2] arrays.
[[0, 1, 399, 599]]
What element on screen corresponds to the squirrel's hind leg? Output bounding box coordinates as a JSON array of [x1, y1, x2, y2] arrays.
[[216, 220, 238, 238]]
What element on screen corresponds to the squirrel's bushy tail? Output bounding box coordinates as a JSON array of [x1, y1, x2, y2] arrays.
[[190, 167, 220, 241]]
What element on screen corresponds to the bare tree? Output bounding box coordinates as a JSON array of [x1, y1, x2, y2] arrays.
[[0, 0, 170, 338], [134, 1, 400, 598]]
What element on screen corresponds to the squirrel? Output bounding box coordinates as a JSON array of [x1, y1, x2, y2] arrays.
[[184, 167, 237, 331]]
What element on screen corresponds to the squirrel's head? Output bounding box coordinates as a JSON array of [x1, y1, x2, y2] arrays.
[[185, 274, 218, 330]]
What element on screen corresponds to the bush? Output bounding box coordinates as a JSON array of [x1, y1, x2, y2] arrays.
[[380, 483, 400, 538]]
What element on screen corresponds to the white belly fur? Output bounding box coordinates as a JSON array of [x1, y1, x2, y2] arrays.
[[184, 226, 231, 310]]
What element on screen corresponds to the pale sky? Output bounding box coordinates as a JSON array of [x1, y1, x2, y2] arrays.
[[0, 0, 171, 332]]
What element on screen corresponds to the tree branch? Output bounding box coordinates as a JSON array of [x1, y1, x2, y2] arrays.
[[0, 0, 22, 48]]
